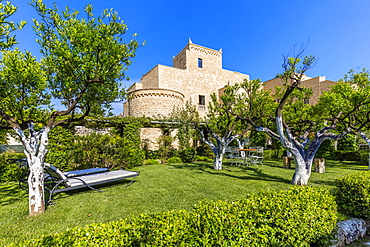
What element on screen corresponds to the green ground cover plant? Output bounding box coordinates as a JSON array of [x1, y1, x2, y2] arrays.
[[0, 159, 367, 245]]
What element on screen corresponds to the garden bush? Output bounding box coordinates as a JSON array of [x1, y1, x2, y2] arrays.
[[46, 126, 77, 171], [167, 157, 182, 163], [71, 133, 145, 170], [194, 155, 213, 162], [316, 139, 335, 159], [193, 187, 337, 246], [180, 147, 196, 163], [359, 152, 370, 165], [143, 159, 160, 166], [17, 187, 337, 246], [332, 150, 360, 161], [335, 171, 370, 218], [263, 149, 284, 159], [0, 151, 26, 182]]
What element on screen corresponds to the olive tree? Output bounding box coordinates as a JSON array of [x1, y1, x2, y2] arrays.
[[0, 0, 140, 216], [199, 78, 275, 170], [317, 69, 370, 166], [249, 52, 345, 185]]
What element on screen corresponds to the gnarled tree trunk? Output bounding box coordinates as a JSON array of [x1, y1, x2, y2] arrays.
[[15, 124, 50, 216]]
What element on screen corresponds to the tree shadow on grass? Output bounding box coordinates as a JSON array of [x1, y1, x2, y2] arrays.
[[169, 161, 292, 184], [0, 183, 26, 206]]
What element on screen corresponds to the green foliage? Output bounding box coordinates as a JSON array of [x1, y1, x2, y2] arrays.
[[168, 101, 199, 150], [45, 126, 75, 171], [360, 152, 370, 165], [18, 187, 337, 246], [195, 144, 213, 158], [0, 1, 26, 49], [316, 140, 335, 159], [333, 150, 360, 161], [157, 134, 173, 163], [167, 157, 182, 163], [194, 187, 337, 246], [180, 148, 196, 163], [31, 0, 141, 117], [335, 171, 370, 218], [194, 155, 213, 162], [263, 149, 284, 159], [46, 118, 147, 170], [0, 49, 50, 128], [143, 159, 160, 166], [249, 130, 266, 147], [72, 133, 144, 170], [337, 134, 357, 151], [1, 159, 366, 245], [0, 151, 26, 182]]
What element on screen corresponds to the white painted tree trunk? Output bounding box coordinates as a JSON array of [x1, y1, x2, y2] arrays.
[[289, 149, 312, 185], [27, 156, 45, 216], [15, 125, 50, 216], [213, 154, 223, 170]]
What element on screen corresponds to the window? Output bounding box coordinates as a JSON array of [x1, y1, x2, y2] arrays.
[[199, 95, 205, 105], [198, 58, 203, 68], [304, 99, 309, 104]]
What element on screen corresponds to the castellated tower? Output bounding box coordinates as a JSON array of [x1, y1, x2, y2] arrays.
[[124, 39, 249, 118]]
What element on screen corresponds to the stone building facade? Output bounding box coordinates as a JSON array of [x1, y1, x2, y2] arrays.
[[124, 39, 249, 118], [263, 75, 335, 104]]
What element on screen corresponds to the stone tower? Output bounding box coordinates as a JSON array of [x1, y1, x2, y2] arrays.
[[124, 39, 249, 118]]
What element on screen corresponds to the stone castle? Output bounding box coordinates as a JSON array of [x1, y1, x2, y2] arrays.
[[124, 40, 335, 119], [124, 39, 249, 118]]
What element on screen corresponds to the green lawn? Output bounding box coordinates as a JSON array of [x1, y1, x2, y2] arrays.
[[0, 158, 367, 245]]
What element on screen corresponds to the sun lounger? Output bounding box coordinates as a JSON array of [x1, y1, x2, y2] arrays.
[[44, 163, 139, 204]]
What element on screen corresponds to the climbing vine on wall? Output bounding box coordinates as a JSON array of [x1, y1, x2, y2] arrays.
[[46, 117, 149, 170]]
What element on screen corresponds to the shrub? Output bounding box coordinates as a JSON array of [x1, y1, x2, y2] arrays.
[[167, 157, 182, 163], [46, 126, 76, 171], [263, 149, 284, 159], [194, 155, 212, 162], [180, 148, 196, 163], [337, 134, 357, 151], [316, 139, 335, 159], [19, 187, 337, 246], [71, 134, 145, 170], [0, 151, 26, 182], [143, 159, 160, 166], [332, 150, 360, 161], [195, 145, 213, 158], [193, 187, 337, 246], [335, 171, 370, 218], [360, 152, 370, 165]]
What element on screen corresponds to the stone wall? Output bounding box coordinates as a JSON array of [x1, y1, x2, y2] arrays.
[[263, 76, 335, 104], [126, 88, 184, 118], [140, 127, 179, 150]]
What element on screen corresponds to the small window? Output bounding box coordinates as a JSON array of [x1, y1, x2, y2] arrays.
[[198, 58, 203, 68], [199, 95, 205, 105], [304, 99, 309, 104]]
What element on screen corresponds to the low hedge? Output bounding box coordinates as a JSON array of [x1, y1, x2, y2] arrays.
[[335, 171, 370, 218], [15, 187, 337, 246], [333, 150, 360, 161]]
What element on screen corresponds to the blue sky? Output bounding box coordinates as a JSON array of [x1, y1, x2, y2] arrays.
[[9, 0, 370, 115]]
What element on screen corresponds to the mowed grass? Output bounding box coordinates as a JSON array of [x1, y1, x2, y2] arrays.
[[0, 158, 367, 245]]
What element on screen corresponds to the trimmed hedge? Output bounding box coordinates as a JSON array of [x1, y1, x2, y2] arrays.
[[16, 187, 337, 246], [335, 171, 370, 218]]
